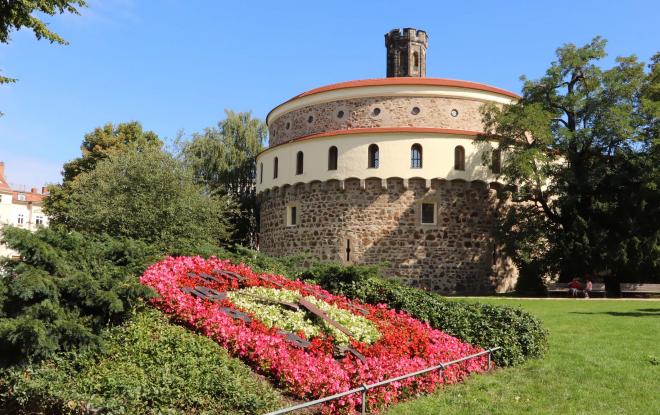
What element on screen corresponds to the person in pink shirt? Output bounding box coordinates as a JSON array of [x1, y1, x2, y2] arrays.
[[584, 278, 593, 299]]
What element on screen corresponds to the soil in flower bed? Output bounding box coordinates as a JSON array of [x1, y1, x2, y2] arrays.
[[141, 256, 490, 414]]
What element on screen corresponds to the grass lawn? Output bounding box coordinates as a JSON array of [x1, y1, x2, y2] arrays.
[[385, 298, 660, 415]]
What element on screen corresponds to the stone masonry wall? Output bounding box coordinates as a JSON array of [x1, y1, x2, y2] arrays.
[[269, 96, 486, 146], [259, 177, 517, 294]]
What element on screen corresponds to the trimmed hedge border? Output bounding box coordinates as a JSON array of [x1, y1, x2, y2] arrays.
[[299, 263, 548, 367]]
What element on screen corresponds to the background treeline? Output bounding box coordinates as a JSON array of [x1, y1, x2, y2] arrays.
[[478, 39, 659, 293]]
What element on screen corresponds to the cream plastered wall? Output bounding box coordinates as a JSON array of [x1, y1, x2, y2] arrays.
[[256, 132, 500, 193], [0, 192, 48, 257], [267, 83, 515, 126]]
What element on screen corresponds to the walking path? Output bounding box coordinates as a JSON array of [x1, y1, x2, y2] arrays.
[[450, 296, 659, 301]]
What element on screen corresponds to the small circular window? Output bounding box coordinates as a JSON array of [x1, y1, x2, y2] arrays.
[[307, 115, 314, 123], [411, 107, 420, 115], [285, 122, 291, 130], [372, 107, 381, 117], [337, 110, 345, 119], [450, 109, 459, 117]]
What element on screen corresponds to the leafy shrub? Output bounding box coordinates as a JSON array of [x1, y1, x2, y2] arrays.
[[0, 308, 283, 414], [0, 227, 158, 365], [46, 146, 235, 254], [299, 263, 548, 367]]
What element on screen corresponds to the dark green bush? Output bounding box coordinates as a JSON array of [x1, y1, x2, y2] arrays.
[[0, 308, 283, 414], [0, 226, 159, 365], [299, 263, 548, 367]]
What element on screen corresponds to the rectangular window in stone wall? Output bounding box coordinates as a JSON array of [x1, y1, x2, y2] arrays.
[[421, 202, 436, 225], [491, 149, 501, 174], [287, 205, 298, 226]]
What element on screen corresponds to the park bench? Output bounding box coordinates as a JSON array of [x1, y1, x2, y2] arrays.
[[546, 282, 570, 295], [619, 283, 660, 297], [547, 282, 607, 297]]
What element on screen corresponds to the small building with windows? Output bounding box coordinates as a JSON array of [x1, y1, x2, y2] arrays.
[[256, 28, 518, 294], [0, 162, 49, 258]]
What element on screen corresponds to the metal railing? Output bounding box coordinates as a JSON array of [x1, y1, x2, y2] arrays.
[[264, 346, 501, 415]]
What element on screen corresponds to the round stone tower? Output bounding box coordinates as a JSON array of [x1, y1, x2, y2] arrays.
[[256, 28, 519, 294]]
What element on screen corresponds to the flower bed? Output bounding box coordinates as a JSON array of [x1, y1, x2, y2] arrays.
[[141, 256, 489, 414]]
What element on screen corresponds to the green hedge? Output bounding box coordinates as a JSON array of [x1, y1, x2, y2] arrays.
[[299, 263, 548, 367], [0, 308, 283, 415]]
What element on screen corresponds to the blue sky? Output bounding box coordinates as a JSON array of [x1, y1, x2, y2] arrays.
[[1, 0, 658, 188]]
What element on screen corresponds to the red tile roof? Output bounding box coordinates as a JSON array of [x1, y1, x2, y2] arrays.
[[12, 190, 45, 203], [294, 78, 520, 100], [0, 163, 46, 203]]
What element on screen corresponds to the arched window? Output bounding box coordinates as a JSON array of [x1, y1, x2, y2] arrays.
[[328, 146, 338, 170], [273, 157, 278, 179], [259, 162, 263, 184], [491, 148, 501, 174], [368, 144, 379, 168], [454, 146, 465, 171], [413, 52, 419, 69], [411, 144, 422, 168], [296, 151, 304, 175]]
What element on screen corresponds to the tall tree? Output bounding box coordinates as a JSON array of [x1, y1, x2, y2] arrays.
[[44, 121, 162, 226], [478, 38, 659, 291], [52, 146, 235, 254], [179, 110, 266, 247], [0, 0, 86, 88], [61, 121, 162, 182]]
